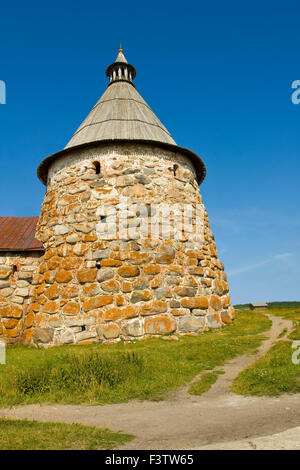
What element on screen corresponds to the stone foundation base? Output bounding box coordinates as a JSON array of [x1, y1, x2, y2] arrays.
[[30, 307, 235, 347]]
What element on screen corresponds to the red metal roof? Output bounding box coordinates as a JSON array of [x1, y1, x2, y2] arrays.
[[0, 217, 44, 252]]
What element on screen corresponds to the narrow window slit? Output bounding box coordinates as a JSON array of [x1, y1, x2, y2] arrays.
[[12, 264, 18, 274], [93, 161, 101, 174]]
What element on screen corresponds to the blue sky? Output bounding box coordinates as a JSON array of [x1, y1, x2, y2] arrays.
[[0, 0, 299, 304]]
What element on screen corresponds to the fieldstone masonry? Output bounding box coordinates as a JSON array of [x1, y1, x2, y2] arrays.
[[0, 252, 40, 344], [28, 144, 234, 346], [0, 49, 234, 346]]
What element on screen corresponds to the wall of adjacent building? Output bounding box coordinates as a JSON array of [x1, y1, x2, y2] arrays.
[[0, 251, 43, 344]]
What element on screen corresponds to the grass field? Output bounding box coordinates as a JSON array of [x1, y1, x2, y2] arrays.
[[188, 370, 224, 395], [231, 307, 300, 396], [0, 311, 271, 407], [0, 419, 132, 450]]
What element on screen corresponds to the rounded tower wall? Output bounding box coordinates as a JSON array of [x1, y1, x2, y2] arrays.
[[30, 143, 234, 346]]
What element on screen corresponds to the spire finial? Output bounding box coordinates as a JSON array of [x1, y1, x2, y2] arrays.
[[106, 49, 136, 88]]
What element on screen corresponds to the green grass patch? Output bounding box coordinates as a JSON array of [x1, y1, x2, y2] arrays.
[[0, 418, 132, 450], [14, 351, 143, 398], [189, 370, 224, 395], [231, 307, 300, 396], [0, 311, 271, 407], [278, 328, 287, 339]]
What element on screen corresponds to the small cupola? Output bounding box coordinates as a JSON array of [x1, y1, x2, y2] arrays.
[[105, 47, 136, 88]]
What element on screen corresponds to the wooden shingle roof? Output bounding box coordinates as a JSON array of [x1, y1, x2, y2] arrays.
[[64, 81, 176, 149], [0, 217, 44, 252], [65, 50, 175, 149]]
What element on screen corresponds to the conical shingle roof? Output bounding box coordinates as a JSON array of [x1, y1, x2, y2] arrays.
[[65, 81, 176, 148], [65, 50, 176, 148]]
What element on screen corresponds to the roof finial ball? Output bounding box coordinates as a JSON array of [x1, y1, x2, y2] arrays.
[[18, 49, 235, 347]]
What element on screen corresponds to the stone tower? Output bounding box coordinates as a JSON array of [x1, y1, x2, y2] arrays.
[[30, 49, 234, 346]]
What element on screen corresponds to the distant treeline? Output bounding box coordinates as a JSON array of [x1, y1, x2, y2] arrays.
[[234, 301, 300, 310]]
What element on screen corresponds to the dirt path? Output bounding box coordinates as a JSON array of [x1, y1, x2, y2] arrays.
[[1, 314, 299, 450], [193, 426, 300, 450]]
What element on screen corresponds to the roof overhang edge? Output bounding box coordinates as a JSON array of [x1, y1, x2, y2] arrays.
[[37, 139, 206, 186]]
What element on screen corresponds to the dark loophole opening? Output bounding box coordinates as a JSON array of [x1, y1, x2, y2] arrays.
[[12, 264, 18, 274], [96, 261, 101, 269], [93, 161, 101, 174], [173, 164, 178, 176]]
